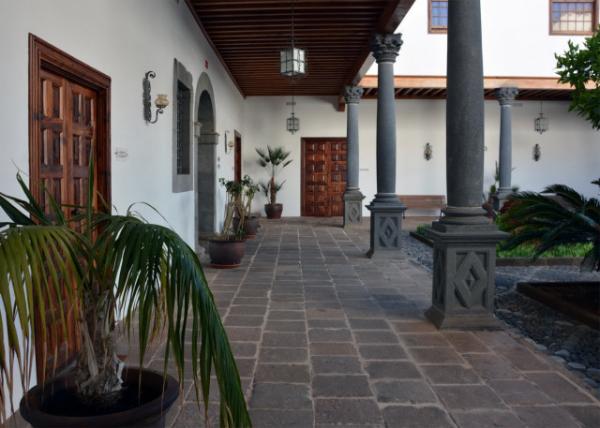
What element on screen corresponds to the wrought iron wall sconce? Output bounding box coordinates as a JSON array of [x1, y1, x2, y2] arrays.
[[143, 71, 169, 124], [533, 143, 541, 162], [223, 131, 234, 153], [424, 143, 433, 161]]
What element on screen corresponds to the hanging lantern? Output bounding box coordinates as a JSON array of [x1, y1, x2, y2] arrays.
[[280, 47, 306, 77], [534, 101, 549, 134], [280, 0, 306, 78], [287, 112, 300, 134]]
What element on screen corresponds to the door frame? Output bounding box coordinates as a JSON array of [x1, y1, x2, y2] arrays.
[[28, 34, 111, 379], [29, 34, 111, 209], [234, 130, 242, 182], [300, 137, 346, 217]]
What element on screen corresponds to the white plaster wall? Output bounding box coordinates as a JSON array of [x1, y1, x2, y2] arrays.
[[243, 96, 600, 217], [0, 0, 243, 245], [0, 0, 242, 412], [368, 0, 596, 76]]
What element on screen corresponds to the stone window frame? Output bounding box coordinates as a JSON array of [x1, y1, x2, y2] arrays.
[[428, 0, 448, 34], [172, 59, 194, 193], [549, 0, 597, 35]]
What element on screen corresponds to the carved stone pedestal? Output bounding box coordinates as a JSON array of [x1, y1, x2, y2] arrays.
[[343, 190, 365, 227], [366, 201, 406, 258], [425, 223, 507, 329]]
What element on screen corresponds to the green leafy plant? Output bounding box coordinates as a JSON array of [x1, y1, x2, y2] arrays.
[[556, 28, 600, 129], [255, 146, 292, 205], [500, 180, 600, 271], [241, 175, 260, 216], [0, 168, 251, 426], [219, 177, 245, 240]]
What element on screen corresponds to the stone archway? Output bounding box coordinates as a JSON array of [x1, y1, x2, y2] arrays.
[[194, 73, 218, 250]]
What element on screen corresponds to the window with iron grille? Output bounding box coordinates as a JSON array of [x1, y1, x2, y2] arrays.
[[429, 0, 448, 33], [176, 81, 191, 175], [550, 0, 597, 35]]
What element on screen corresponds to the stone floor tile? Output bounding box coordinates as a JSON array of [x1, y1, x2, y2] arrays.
[[487, 379, 554, 405], [259, 347, 308, 363], [408, 347, 464, 365], [230, 342, 258, 358], [348, 318, 390, 330], [224, 315, 264, 327], [421, 365, 482, 385], [392, 320, 438, 333], [250, 383, 312, 410], [268, 310, 306, 320], [358, 344, 408, 360], [254, 363, 310, 383], [374, 380, 437, 404], [262, 332, 307, 347], [249, 409, 314, 428], [434, 385, 507, 410], [451, 410, 526, 428], [562, 405, 600, 428], [463, 354, 521, 380], [513, 405, 582, 428], [308, 319, 348, 328], [443, 331, 489, 353], [399, 333, 451, 347], [312, 375, 373, 397], [354, 330, 399, 344], [382, 406, 455, 428], [224, 326, 262, 342], [315, 399, 383, 425], [525, 372, 594, 403], [311, 356, 363, 374], [310, 342, 358, 356], [496, 345, 550, 371], [364, 361, 421, 380], [265, 320, 306, 332], [309, 328, 353, 342]]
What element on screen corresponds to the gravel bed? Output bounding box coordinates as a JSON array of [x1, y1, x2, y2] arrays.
[[402, 232, 600, 394]]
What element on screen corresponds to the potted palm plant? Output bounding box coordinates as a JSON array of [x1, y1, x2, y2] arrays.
[[208, 178, 246, 268], [233, 175, 260, 238], [0, 171, 251, 427], [255, 146, 292, 219]]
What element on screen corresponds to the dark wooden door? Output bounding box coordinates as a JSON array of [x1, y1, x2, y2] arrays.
[[234, 132, 242, 182], [302, 138, 347, 217], [30, 35, 111, 380]]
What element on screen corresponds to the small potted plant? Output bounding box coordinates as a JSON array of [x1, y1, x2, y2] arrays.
[[256, 146, 292, 219], [208, 178, 246, 268], [0, 172, 250, 427], [234, 175, 260, 238]]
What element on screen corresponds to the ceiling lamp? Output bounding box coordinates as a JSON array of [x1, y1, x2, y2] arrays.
[[535, 101, 549, 134], [280, 0, 306, 77], [286, 96, 300, 134]]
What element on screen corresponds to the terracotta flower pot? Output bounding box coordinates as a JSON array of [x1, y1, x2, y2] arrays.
[[208, 238, 246, 268], [20, 367, 179, 428], [264, 203, 283, 219], [243, 216, 260, 238]]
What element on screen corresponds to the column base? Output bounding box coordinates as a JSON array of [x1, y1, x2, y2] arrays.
[[366, 199, 406, 258], [425, 222, 507, 330], [492, 188, 513, 211], [343, 189, 365, 227]]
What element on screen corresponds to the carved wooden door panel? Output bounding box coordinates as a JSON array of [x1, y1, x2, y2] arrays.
[[302, 138, 347, 217], [33, 70, 97, 378]]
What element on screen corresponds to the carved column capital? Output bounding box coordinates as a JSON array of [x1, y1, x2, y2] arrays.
[[343, 86, 364, 104], [495, 87, 519, 106], [370, 33, 403, 63]]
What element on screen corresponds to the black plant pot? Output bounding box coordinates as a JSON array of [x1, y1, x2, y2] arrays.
[[208, 239, 246, 268], [264, 203, 283, 219], [20, 367, 179, 428]]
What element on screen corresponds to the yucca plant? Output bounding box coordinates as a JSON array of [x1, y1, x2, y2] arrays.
[[500, 180, 600, 271], [255, 146, 292, 205], [0, 164, 251, 426]]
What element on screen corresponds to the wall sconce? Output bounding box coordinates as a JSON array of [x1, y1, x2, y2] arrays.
[[424, 143, 433, 161], [143, 71, 169, 124], [533, 143, 541, 162]]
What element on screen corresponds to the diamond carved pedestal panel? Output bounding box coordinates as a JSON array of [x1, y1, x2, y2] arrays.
[[366, 203, 406, 258], [343, 191, 364, 227]]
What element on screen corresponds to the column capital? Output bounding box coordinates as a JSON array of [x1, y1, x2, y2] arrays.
[[495, 87, 519, 105], [343, 86, 364, 104], [370, 33, 403, 63]]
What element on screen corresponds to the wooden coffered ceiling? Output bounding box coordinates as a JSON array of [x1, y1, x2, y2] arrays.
[[185, 0, 415, 97], [359, 75, 591, 101]]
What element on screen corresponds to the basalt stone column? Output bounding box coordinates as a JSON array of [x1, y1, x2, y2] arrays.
[[366, 33, 406, 257], [493, 87, 519, 210], [425, 0, 507, 329], [343, 86, 365, 227]]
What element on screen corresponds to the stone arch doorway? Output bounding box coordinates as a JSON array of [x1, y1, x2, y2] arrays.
[[194, 73, 218, 250]]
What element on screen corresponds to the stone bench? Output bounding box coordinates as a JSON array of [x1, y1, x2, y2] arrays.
[[397, 195, 446, 218]]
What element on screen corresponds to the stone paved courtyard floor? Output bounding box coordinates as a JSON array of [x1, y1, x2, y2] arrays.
[[166, 218, 600, 427], [11, 217, 599, 428]]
